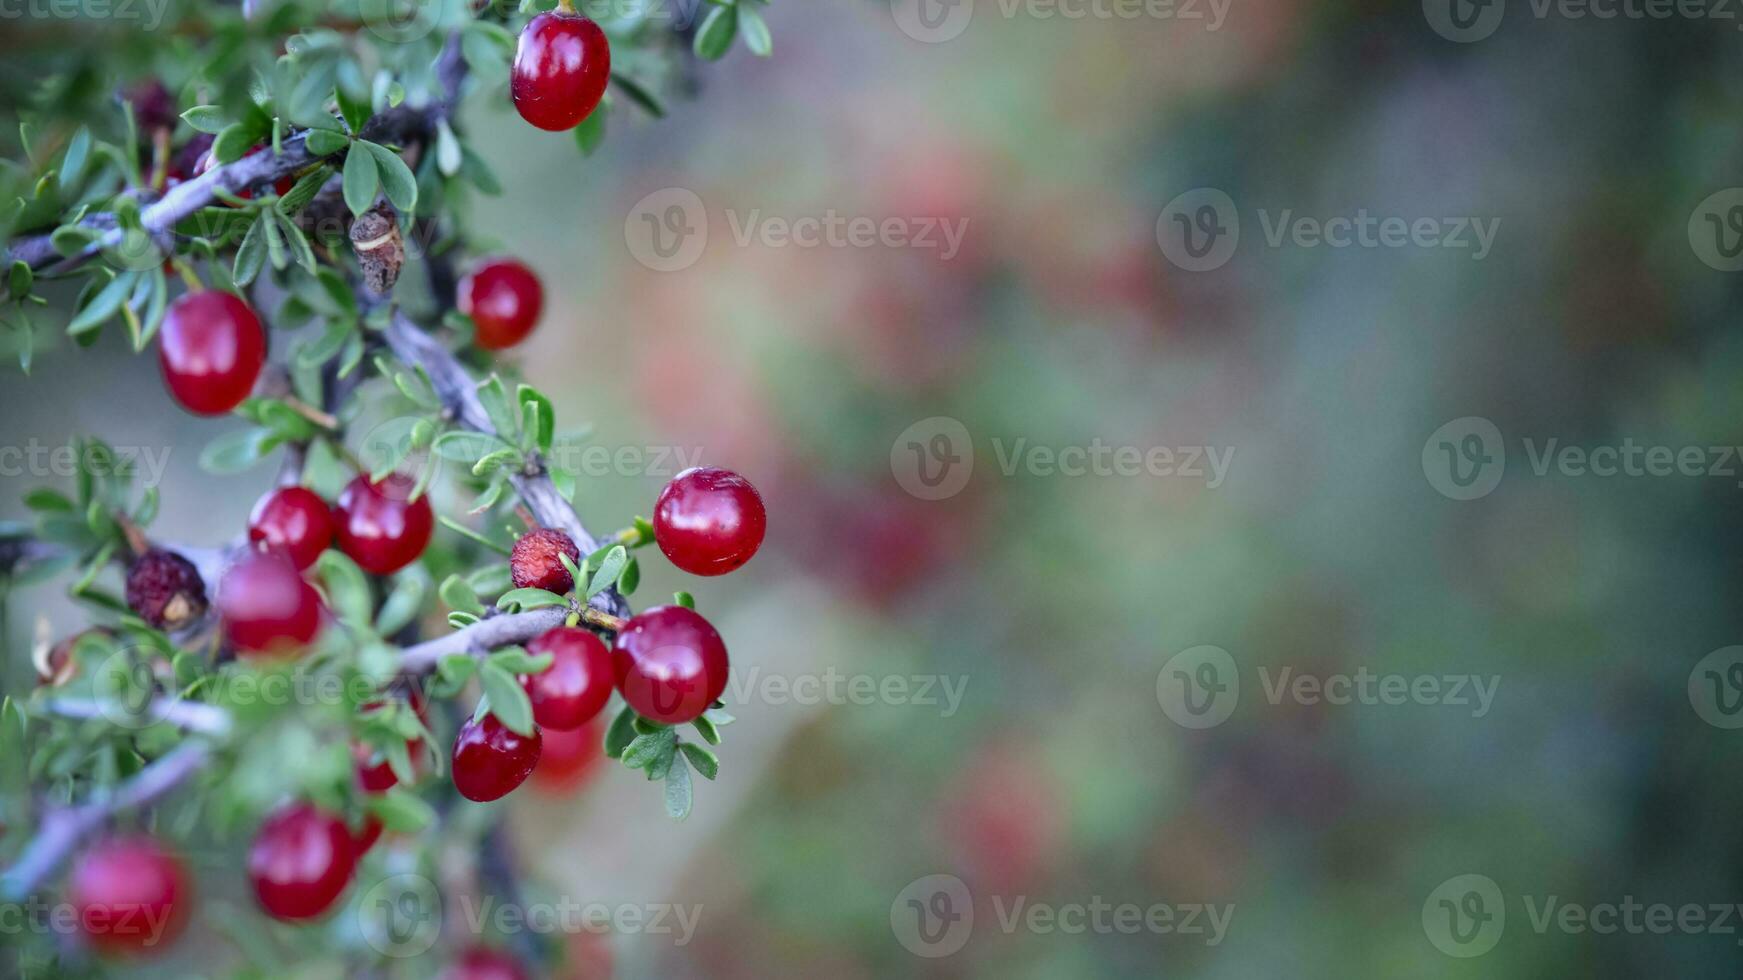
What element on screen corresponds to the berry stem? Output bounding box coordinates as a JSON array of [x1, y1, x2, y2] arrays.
[[170, 257, 203, 293], [555, 0, 576, 12], [578, 606, 626, 633], [279, 394, 339, 431]]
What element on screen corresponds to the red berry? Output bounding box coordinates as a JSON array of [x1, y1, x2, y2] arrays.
[[219, 550, 323, 656], [531, 718, 603, 794], [67, 836, 188, 955], [125, 548, 208, 630], [511, 12, 610, 132], [653, 467, 766, 576], [247, 802, 356, 921], [441, 946, 532, 980], [611, 605, 729, 725], [458, 258, 544, 350], [510, 527, 580, 594], [521, 627, 613, 730], [452, 713, 542, 802], [334, 474, 433, 575], [248, 486, 335, 570], [158, 290, 266, 416]]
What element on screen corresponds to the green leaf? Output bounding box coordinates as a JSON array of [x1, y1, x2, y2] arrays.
[[336, 85, 372, 134], [664, 751, 693, 819], [487, 647, 553, 675], [233, 215, 267, 286], [181, 106, 229, 135], [574, 109, 606, 156], [694, 5, 738, 60], [212, 123, 258, 164], [673, 590, 695, 610], [679, 741, 718, 780], [59, 126, 91, 189], [477, 375, 517, 438], [621, 727, 677, 770], [435, 120, 462, 177], [342, 144, 380, 216], [588, 545, 628, 597], [8, 260, 31, 300], [66, 271, 137, 336], [479, 661, 534, 735], [23, 488, 73, 513], [691, 714, 721, 745], [516, 384, 555, 454], [198, 427, 278, 474], [604, 705, 637, 759], [617, 557, 639, 595], [432, 430, 505, 463], [375, 572, 426, 636], [438, 653, 478, 686], [439, 573, 485, 615], [366, 786, 436, 832], [611, 73, 667, 119], [317, 550, 373, 627], [739, 6, 773, 56], [471, 448, 523, 477], [439, 515, 513, 556], [305, 128, 350, 157], [52, 225, 97, 257], [361, 141, 418, 212], [495, 587, 568, 611], [459, 146, 501, 195]]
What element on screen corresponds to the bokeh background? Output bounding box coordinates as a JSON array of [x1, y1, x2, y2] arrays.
[[7, 0, 1743, 976]]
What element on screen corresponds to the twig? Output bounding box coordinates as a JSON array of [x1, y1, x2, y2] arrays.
[[0, 741, 212, 899], [37, 697, 233, 736]]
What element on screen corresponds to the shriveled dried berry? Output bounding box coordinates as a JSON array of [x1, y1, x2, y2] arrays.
[[125, 549, 208, 630], [510, 528, 580, 594]]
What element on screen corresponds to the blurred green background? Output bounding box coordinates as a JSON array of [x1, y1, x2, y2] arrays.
[[8, 0, 1743, 976]]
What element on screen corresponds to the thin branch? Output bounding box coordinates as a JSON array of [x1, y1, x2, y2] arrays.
[[36, 698, 233, 736], [382, 311, 633, 620], [0, 740, 212, 899], [5, 34, 467, 274]]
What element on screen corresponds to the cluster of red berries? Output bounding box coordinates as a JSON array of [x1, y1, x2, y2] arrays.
[[454, 466, 765, 801], [153, 474, 433, 654]]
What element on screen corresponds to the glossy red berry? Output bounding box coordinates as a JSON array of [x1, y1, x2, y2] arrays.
[[125, 548, 208, 630], [458, 258, 544, 350], [67, 836, 189, 955], [510, 528, 579, 594], [452, 713, 542, 802], [440, 946, 532, 980], [247, 802, 356, 921], [521, 627, 613, 730], [611, 605, 729, 725], [248, 486, 334, 571], [654, 467, 767, 576], [158, 290, 266, 416], [334, 474, 433, 575], [531, 718, 603, 795], [511, 12, 610, 132], [219, 550, 322, 656]]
